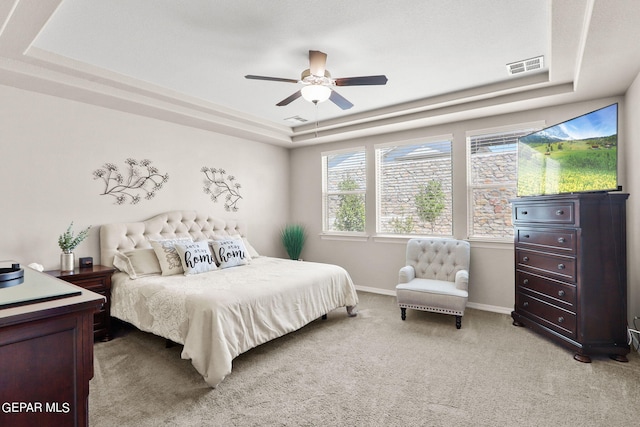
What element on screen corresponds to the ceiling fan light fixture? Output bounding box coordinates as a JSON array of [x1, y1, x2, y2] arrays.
[[301, 85, 331, 104], [246, 50, 386, 109]]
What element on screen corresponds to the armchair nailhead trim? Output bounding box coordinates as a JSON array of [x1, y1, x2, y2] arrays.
[[398, 303, 463, 316]]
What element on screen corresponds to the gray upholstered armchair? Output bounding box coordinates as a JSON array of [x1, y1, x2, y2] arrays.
[[396, 238, 470, 329]]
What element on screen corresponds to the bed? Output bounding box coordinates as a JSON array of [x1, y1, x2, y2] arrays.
[[99, 211, 358, 387]]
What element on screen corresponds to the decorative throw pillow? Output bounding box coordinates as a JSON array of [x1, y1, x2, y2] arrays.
[[113, 248, 162, 279], [210, 235, 258, 260], [150, 238, 193, 276], [210, 238, 250, 269], [175, 241, 217, 275]]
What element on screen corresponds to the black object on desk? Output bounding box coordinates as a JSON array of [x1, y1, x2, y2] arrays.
[[0, 263, 24, 289]]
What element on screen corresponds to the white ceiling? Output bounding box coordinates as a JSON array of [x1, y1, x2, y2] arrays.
[[1, 0, 640, 146]]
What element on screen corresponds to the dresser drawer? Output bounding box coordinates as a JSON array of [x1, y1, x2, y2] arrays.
[[516, 271, 576, 309], [516, 292, 576, 338], [61, 276, 107, 292], [516, 227, 577, 254], [516, 249, 576, 283], [513, 202, 575, 225]]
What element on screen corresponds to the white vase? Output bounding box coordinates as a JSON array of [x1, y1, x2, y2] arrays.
[[60, 251, 75, 272]]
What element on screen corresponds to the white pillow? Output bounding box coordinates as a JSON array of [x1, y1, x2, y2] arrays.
[[150, 238, 193, 276], [175, 241, 217, 275], [210, 235, 259, 260], [210, 238, 250, 269], [113, 248, 162, 279]]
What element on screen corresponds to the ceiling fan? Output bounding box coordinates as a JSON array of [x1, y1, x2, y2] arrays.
[[245, 50, 388, 110]]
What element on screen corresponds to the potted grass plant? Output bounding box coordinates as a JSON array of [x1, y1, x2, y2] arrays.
[[280, 224, 306, 261]]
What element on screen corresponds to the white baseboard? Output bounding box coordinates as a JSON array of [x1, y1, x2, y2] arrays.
[[355, 285, 396, 297], [354, 285, 513, 315], [466, 302, 513, 315]]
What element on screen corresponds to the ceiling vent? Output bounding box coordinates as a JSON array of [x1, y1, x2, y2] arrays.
[[507, 56, 544, 76], [284, 115, 308, 124]]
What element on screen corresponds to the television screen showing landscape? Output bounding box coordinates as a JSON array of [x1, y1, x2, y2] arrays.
[[517, 103, 618, 197]]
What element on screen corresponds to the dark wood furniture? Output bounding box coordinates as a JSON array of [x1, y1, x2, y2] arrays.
[[511, 193, 629, 362], [45, 265, 115, 341], [0, 267, 104, 427]]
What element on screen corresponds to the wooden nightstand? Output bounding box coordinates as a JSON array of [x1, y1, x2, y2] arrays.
[[45, 265, 115, 341]]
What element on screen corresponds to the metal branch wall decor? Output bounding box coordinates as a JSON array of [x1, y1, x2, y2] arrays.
[[201, 167, 243, 211], [93, 158, 169, 204]]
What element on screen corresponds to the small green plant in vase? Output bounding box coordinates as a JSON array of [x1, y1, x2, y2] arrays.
[[58, 222, 91, 271], [280, 224, 306, 261]]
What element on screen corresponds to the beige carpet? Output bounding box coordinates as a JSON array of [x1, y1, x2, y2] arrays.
[[90, 292, 639, 426]]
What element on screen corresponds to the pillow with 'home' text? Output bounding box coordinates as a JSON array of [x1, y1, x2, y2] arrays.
[[210, 238, 250, 269], [175, 241, 217, 275]]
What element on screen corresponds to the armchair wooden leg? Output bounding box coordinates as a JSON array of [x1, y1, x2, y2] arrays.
[[455, 315, 462, 329], [401, 307, 406, 321]]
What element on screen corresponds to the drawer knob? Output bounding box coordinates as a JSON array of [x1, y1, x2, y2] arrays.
[[558, 290, 565, 297], [523, 256, 529, 262], [523, 234, 530, 239], [556, 209, 564, 215], [522, 210, 528, 215], [523, 301, 529, 308], [557, 263, 565, 270], [558, 316, 565, 323], [523, 279, 529, 285], [557, 237, 566, 243]]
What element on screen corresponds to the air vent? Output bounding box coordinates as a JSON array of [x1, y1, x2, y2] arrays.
[[507, 56, 544, 76], [284, 115, 308, 124]]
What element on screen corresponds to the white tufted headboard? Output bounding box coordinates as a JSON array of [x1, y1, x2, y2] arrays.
[[99, 210, 247, 268]]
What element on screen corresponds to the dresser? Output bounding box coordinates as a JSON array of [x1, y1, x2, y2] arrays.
[[510, 193, 629, 362], [0, 265, 104, 427], [45, 265, 115, 341]]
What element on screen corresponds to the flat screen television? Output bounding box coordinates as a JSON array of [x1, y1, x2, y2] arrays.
[[516, 103, 618, 197]]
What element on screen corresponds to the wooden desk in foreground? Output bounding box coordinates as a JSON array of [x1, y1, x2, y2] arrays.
[[0, 264, 104, 427]]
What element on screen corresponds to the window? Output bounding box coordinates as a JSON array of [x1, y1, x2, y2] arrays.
[[467, 124, 542, 239], [375, 136, 453, 236], [321, 148, 366, 233]]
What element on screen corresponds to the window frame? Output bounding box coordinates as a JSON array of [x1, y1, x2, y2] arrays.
[[321, 146, 368, 238], [465, 122, 544, 242], [374, 134, 454, 238]]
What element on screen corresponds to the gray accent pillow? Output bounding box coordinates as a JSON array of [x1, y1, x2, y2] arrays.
[[113, 248, 162, 279]]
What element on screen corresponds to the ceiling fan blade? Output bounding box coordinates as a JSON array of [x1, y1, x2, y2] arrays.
[[245, 75, 299, 84], [334, 75, 388, 86], [329, 89, 354, 110], [276, 90, 302, 106], [309, 50, 327, 76]]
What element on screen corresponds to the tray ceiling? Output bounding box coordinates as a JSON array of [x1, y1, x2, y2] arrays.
[[1, 0, 640, 146]]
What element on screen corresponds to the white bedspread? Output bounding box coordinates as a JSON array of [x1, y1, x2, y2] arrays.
[[110, 257, 358, 387]]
